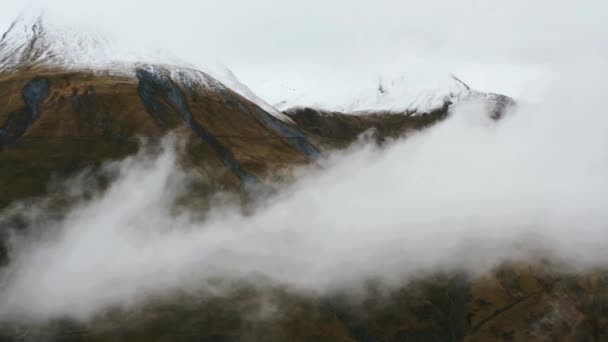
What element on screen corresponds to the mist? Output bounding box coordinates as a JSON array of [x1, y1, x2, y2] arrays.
[[1, 0, 608, 328], [1, 59, 608, 321], [3, 0, 607, 98]]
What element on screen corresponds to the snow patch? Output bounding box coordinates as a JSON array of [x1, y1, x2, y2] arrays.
[[266, 73, 473, 115]]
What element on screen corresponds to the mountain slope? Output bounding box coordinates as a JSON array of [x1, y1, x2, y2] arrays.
[[0, 13, 321, 208], [0, 67, 320, 207]]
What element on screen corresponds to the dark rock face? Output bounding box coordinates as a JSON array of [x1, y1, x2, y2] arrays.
[[22, 77, 51, 119], [136, 67, 259, 185], [0, 77, 50, 148], [252, 107, 321, 160]]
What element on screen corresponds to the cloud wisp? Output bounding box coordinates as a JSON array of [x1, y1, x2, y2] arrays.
[[1, 62, 608, 321]]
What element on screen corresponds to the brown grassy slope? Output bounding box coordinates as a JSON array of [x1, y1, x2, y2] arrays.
[[285, 106, 449, 151], [0, 67, 315, 208]]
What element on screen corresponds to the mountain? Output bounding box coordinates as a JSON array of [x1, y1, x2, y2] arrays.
[[0, 13, 293, 122], [0, 13, 321, 209], [0, 13, 516, 207], [5, 13, 604, 342], [0, 13, 111, 71], [282, 77, 514, 150], [243, 71, 514, 150], [250, 71, 514, 118]]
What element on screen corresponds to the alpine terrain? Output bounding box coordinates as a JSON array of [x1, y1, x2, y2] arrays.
[[1, 12, 607, 342]]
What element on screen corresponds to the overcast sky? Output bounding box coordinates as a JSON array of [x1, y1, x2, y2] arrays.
[[1, 0, 607, 98]]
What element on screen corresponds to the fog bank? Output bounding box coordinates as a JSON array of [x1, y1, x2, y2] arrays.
[[1, 62, 608, 321]]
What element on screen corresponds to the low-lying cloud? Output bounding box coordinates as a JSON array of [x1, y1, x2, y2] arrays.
[[1, 62, 608, 322]]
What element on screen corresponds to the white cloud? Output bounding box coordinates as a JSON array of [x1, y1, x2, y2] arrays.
[[1, 60, 608, 321]]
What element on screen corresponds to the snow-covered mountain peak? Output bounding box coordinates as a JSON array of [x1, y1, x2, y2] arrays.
[[265, 72, 473, 115], [255, 69, 512, 117], [0, 12, 116, 72], [372, 73, 473, 114], [0, 12, 293, 122]]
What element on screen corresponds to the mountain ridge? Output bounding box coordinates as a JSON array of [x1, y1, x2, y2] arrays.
[[6, 11, 595, 342]]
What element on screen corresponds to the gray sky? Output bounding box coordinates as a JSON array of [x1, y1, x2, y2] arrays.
[[1, 0, 607, 97]]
